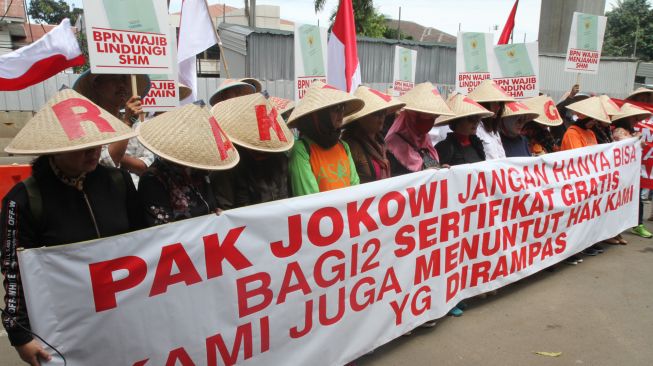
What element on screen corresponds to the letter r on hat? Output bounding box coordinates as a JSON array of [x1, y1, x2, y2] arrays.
[[51, 98, 116, 140]]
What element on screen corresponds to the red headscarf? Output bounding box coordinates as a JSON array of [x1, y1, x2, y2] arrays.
[[385, 110, 439, 172]]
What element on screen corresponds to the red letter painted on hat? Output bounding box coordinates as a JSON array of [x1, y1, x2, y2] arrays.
[[208, 116, 235, 160], [255, 105, 287, 142], [505, 102, 529, 112], [369, 88, 392, 102], [51, 98, 116, 140], [544, 100, 561, 120], [462, 97, 484, 109]]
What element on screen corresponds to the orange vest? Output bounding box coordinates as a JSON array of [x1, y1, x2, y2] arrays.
[[308, 142, 352, 192]]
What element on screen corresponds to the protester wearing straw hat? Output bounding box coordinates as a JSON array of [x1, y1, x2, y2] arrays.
[[434, 94, 493, 167], [137, 102, 239, 226], [612, 103, 653, 239], [210, 93, 295, 208], [560, 96, 608, 150], [592, 95, 621, 145], [561, 96, 612, 259], [467, 79, 514, 160], [209, 78, 260, 106], [342, 86, 405, 183], [626, 87, 653, 104], [385, 82, 454, 176], [521, 95, 563, 155], [286, 81, 364, 196], [73, 70, 151, 173], [498, 102, 539, 157], [1, 89, 144, 363]]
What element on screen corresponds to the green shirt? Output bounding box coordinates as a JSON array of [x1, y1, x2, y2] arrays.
[[289, 137, 360, 196]]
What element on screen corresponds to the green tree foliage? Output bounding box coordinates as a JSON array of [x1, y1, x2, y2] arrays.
[[316, 0, 389, 39], [603, 0, 653, 60], [28, 0, 79, 25]]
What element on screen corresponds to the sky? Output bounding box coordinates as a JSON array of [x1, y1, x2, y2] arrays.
[[51, 0, 628, 43]]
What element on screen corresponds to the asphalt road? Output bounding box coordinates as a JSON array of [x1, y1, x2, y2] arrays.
[[2, 219, 653, 366]]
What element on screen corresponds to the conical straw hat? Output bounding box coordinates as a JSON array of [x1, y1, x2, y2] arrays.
[[286, 81, 365, 128], [611, 103, 653, 123], [179, 83, 192, 101], [565, 96, 611, 124], [268, 96, 295, 118], [137, 102, 240, 170], [467, 79, 515, 103], [211, 93, 295, 153], [434, 93, 494, 126], [522, 95, 563, 126], [599, 95, 621, 116], [500, 101, 539, 121], [398, 82, 453, 116], [209, 79, 257, 106], [626, 87, 653, 101], [73, 70, 151, 99], [343, 86, 406, 126], [5, 88, 136, 155], [240, 78, 262, 92]]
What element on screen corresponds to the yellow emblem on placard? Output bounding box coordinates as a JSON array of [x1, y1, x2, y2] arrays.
[[471, 39, 478, 49], [307, 35, 314, 47], [507, 49, 516, 58]]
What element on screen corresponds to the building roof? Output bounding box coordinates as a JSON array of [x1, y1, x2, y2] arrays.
[[21, 23, 57, 43], [0, 0, 26, 21], [171, 3, 238, 19], [385, 19, 456, 44]]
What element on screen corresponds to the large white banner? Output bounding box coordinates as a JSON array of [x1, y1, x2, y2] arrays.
[[19, 140, 639, 366], [455, 32, 494, 94], [392, 46, 417, 96], [490, 42, 539, 99], [294, 23, 328, 101], [565, 12, 608, 74], [82, 0, 174, 74]]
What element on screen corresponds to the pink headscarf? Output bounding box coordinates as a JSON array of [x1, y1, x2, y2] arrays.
[[385, 110, 439, 172]]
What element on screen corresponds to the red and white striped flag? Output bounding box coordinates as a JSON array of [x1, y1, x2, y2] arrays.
[[327, 0, 361, 93], [178, 0, 218, 103], [0, 19, 84, 91]]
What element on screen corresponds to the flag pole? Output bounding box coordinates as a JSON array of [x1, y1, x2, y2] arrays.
[[131, 74, 144, 121], [203, 0, 231, 78]]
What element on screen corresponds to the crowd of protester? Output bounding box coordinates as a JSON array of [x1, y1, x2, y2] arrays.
[[2, 72, 653, 364]]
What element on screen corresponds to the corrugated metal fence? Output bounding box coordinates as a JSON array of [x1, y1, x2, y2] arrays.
[[539, 54, 637, 102], [0, 74, 454, 112]]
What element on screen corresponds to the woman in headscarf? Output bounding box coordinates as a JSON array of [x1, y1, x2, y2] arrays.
[[612, 103, 653, 240], [137, 102, 240, 226], [342, 86, 405, 183], [385, 82, 454, 176], [467, 80, 515, 160], [1, 89, 142, 363]]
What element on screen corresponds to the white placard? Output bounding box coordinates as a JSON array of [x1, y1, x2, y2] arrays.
[[565, 12, 608, 74], [83, 0, 174, 74], [294, 23, 328, 101]]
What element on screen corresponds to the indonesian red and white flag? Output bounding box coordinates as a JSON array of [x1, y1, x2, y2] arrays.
[[0, 19, 83, 91], [327, 0, 361, 93], [178, 0, 218, 103]]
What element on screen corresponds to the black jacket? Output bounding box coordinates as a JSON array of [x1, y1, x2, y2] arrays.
[[435, 133, 486, 166], [1, 156, 142, 346]]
